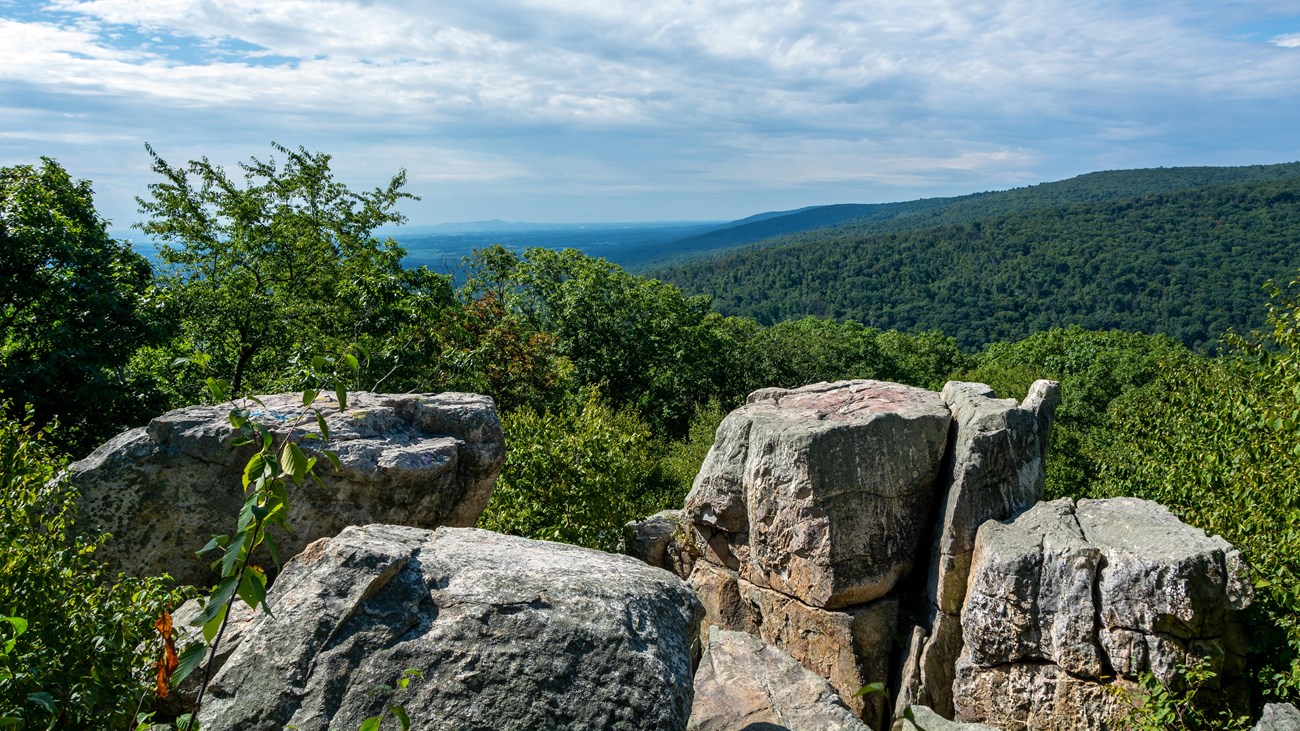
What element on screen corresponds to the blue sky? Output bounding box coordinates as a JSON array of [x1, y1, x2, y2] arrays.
[[2, 0, 1299, 227]]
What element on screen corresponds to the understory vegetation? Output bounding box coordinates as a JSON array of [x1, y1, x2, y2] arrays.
[[1, 149, 1297, 727]]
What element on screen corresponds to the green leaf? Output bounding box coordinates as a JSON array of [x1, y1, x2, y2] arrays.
[[311, 356, 328, 372], [852, 682, 886, 698], [197, 534, 228, 557], [302, 389, 318, 407], [283, 441, 310, 485], [220, 532, 248, 576], [314, 409, 331, 442], [392, 705, 411, 731], [237, 565, 268, 611], [242, 453, 266, 489], [325, 450, 342, 473], [25, 692, 55, 714], [205, 377, 231, 403], [343, 352, 360, 372], [358, 717, 380, 731], [201, 602, 229, 645], [336, 385, 348, 411], [265, 532, 281, 567], [172, 642, 208, 686]]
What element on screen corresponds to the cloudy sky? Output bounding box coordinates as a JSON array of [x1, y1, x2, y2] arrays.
[[3, 0, 1300, 226]]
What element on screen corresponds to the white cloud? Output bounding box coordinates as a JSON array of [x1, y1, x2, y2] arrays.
[[1, 0, 1298, 223]]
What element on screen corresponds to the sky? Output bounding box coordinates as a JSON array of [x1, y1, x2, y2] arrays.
[[2, 0, 1300, 227]]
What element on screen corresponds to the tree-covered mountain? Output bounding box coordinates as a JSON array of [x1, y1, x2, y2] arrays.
[[635, 161, 1300, 267], [653, 176, 1300, 349]]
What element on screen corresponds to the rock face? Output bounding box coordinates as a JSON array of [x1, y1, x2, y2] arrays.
[[689, 627, 869, 731], [686, 380, 951, 610], [676, 380, 951, 728], [953, 497, 1252, 729], [199, 525, 704, 731], [896, 380, 1059, 719], [70, 392, 504, 586]]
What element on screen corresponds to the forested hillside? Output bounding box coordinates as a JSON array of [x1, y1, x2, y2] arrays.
[[655, 177, 1300, 348], [640, 161, 1300, 265]]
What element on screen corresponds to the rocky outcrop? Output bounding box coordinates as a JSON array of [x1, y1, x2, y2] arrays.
[[1254, 704, 1300, 731], [199, 525, 704, 731], [689, 627, 869, 731], [70, 392, 504, 586], [953, 497, 1252, 729], [686, 380, 951, 610], [895, 380, 1058, 719], [675, 380, 950, 728]]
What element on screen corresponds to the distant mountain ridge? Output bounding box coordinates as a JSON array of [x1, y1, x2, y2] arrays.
[[635, 162, 1300, 267], [651, 169, 1300, 350]]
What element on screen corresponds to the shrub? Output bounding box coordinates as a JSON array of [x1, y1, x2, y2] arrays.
[[478, 391, 669, 553], [0, 405, 186, 729]]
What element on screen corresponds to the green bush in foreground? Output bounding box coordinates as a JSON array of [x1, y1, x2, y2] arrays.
[[0, 405, 186, 729], [478, 391, 672, 553]]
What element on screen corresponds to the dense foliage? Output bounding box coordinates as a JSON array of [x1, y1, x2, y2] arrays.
[[656, 178, 1300, 349], [0, 160, 167, 454], [0, 406, 186, 729]]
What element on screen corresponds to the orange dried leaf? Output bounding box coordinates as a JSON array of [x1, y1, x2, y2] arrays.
[[154, 610, 179, 698]]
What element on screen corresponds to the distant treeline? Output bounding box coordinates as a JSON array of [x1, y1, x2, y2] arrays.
[[653, 177, 1300, 349]]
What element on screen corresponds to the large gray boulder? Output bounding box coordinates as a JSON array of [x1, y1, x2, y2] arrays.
[[896, 380, 1059, 719], [70, 392, 504, 586], [684, 379, 951, 610], [199, 525, 704, 731], [1255, 704, 1300, 730], [953, 497, 1252, 729], [689, 627, 869, 731]]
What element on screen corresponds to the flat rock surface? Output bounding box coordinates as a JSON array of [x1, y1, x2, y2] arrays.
[[689, 628, 869, 731], [70, 391, 504, 585], [1255, 703, 1300, 731], [200, 525, 704, 731]]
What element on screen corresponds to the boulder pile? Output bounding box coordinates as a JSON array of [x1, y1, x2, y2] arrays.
[[631, 379, 1257, 730]]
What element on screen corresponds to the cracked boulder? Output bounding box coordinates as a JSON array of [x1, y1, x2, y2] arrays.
[[896, 379, 1059, 719], [70, 392, 504, 586], [689, 627, 870, 731], [683, 379, 951, 610], [198, 525, 704, 731], [953, 497, 1252, 729]]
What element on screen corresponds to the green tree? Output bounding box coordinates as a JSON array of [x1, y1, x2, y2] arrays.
[[0, 158, 165, 453], [467, 246, 741, 435], [137, 142, 442, 397]]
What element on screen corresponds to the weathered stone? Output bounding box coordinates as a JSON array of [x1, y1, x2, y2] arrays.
[[953, 497, 1252, 729], [928, 379, 1059, 616], [689, 627, 869, 731], [70, 392, 504, 585], [952, 652, 1138, 731], [1254, 703, 1300, 731], [199, 525, 703, 731], [893, 705, 999, 731], [688, 561, 895, 729], [625, 509, 694, 576], [897, 380, 1058, 720], [684, 380, 951, 609]]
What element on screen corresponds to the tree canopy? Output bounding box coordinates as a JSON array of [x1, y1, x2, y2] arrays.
[[0, 158, 163, 451]]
